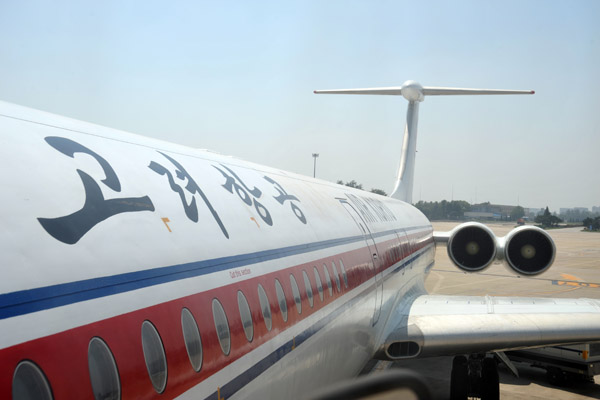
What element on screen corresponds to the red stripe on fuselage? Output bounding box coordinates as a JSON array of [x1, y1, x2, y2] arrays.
[[0, 230, 433, 399]]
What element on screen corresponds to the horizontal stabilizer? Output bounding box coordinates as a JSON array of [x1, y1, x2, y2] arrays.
[[314, 80, 534, 204], [314, 87, 403, 95], [314, 82, 534, 101], [423, 87, 534, 96]]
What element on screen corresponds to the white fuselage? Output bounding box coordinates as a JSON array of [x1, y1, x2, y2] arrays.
[[0, 101, 434, 399]]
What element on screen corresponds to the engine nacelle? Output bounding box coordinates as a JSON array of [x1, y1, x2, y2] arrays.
[[445, 222, 497, 272], [436, 223, 556, 276], [502, 226, 555, 275]]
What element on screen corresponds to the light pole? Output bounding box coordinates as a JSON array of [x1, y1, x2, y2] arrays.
[[312, 153, 319, 178]]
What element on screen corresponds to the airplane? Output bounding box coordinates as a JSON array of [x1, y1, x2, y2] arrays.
[[1, 80, 599, 400]]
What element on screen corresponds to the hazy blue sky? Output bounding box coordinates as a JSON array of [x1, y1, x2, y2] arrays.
[[1, 1, 598, 211]]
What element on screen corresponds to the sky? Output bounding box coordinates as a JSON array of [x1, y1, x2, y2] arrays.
[[1, 0, 598, 212]]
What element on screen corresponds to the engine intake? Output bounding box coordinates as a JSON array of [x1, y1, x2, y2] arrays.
[[446, 222, 497, 272], [503, 226, 555, 275], [436, 223, 557, 276]]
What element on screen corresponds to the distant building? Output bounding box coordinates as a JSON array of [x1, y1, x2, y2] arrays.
[[464, 211, 499, 220], [466, 203, 529, 220], [528, 208, 543, 216], [593, 206, 600, 213], [560, 207, 589, 214], [559, 207, 595, 223]]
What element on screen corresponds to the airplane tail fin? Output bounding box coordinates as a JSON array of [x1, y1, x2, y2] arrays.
[[314, 81, 534, 203]]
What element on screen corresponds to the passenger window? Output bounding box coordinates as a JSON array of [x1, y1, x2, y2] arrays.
[[323, 264, 333, 297], [339, 259, 349, 288], [181, 308, 203, 372], [12, 361, 53, 400], [313, 267, 324, 302], [237, 291, 254, 342], [88, 337, 120, 400], [141, 320, 168, 393], [257, 284, 272, 331], [331, 261, 341, 292], [302, 270, 314, 308], [290, 274, 302, 314], [212, 299, 231, 355], [275, 279, 288, 322]]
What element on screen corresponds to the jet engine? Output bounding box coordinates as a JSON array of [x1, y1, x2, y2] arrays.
[[502, 226, 555, 275], [445, 222, 497, 272], [436, 223, 556, 275]]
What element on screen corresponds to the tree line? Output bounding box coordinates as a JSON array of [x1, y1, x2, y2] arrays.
[[335, 180, 598, 228], [413, 200, 471, 220], [583, 216, 600, 231], [534, 207, 562, 228]]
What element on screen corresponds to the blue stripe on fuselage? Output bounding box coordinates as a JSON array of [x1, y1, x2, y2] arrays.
[[0, 226, 430, 320], [203, 248, 434, 400]]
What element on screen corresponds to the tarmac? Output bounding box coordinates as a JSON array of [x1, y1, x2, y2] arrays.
[[391, 222, 600, 400]]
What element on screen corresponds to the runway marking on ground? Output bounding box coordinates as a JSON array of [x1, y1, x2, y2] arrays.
[[560, 273, 582, 281], [550, 272, 600, 289], [552, 280, 600, 289]]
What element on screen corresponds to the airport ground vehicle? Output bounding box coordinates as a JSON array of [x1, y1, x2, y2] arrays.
[[507, 344, 600, 385]]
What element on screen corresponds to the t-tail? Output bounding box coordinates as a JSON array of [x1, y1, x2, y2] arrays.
[[314, 80, 534, 203]]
